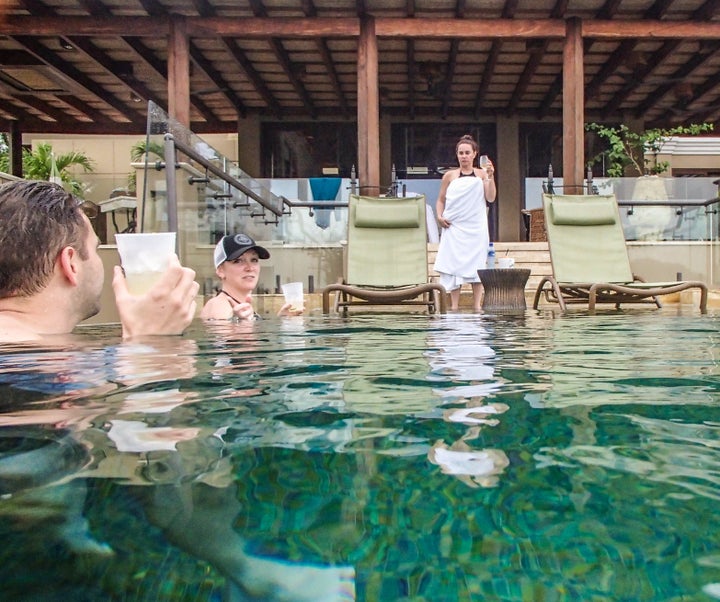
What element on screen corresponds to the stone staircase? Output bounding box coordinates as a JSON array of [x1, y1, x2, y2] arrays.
[[427, 241, 551, 293]]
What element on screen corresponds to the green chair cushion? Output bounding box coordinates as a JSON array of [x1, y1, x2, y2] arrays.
[[549, 197, 617, 226], [354, 200, 420, 228]]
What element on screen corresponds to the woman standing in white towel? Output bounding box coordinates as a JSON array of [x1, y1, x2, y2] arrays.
[[434, 134, 497, 311]]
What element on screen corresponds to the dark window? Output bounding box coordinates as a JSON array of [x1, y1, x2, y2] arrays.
[[520, 122, 563, 179], [261, 122, 357, 178], [391, 123, 497, 178]]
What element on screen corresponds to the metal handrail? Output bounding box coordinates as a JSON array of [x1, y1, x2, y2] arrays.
[[167, 134, 285, 217]]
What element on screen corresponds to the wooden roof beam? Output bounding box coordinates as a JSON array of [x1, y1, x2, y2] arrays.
[[601, 41, 678, 118], [540, 0, 642, 117], [473, 0, 518, 119], [190, 0, 282, 118], [64, 36, 159, 107], [189, 41, 247, 119], [435, 0, 468, 119], [187, 17, 359, 37], [247, 0, 317, 118], [269, 38, 317, 118], [59, 93, 122, 123], [633, 42, 720, 119], [3, 94, 80, 124], [2, 16, 169, 36], [596, 0, 719, 120], [222, 40, 282, 116], [11, 35, 145, 124], [509, 0, 566, 114], [76, 0, 176, 117], [406, 39, 416, 120], [583, 20, 720, 39], [316, 39, 350, 119], [5, 16, 720, 40], [651, 43, 720, 125], [302, 0, 350, 118]]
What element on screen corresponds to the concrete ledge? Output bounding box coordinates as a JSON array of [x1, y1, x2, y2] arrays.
[[677, 288, 720, 310], [253, 293, 324, 317]]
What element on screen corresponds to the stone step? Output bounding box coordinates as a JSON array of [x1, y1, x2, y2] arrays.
[[428, 241, 551, 291]]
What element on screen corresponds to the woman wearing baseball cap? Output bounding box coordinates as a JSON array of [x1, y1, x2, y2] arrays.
[[200, 233, 303, 320]]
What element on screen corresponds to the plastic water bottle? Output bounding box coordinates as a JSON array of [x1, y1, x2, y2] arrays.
[[487, 242, 496, 269]]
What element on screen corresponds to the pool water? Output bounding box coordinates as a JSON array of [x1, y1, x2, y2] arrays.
[[1, 309, 720, 601]]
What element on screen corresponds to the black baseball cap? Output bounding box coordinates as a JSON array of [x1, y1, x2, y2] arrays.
[[214, 233, 270, 268]]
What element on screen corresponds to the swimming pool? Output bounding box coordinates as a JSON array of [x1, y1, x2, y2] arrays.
[[1, 308, 719, 601]]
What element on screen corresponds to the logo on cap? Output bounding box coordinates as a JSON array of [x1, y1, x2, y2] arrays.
[[233, 233, 253, 246]]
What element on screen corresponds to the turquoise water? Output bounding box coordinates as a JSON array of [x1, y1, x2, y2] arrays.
[[1, 309, 720, 601]]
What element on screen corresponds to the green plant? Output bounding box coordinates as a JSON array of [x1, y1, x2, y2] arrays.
[[0, 141, 95, 196], [127, 139, 165, 192], [0, 133, 13, 174], [586, 122, 714, 178], [130, 139, 165, 162]]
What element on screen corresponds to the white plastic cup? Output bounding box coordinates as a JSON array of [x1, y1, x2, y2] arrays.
[[281, 281, 304, 310], [115, 232, 176, 295], [497, 257, 515, 269]]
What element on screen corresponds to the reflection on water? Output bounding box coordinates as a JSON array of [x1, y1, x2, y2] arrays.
[[1, 310, 719, 600]]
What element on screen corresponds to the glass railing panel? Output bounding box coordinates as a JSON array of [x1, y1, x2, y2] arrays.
[[142, 101, 286, 232], [524, 176, 720, 243], [139, 98, 351, 294]]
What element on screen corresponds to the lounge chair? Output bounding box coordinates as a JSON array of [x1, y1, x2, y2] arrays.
[[322, 193, 446, 315], [532, 193, 708, 312]]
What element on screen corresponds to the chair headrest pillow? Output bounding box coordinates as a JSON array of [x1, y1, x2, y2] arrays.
[[354, 200, 421, 228], [549, 196, 617, 226]]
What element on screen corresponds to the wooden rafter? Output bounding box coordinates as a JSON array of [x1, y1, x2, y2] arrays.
[[0, 3, 717, 135]]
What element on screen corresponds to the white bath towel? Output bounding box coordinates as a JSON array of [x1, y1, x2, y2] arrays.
[[433, 176, 489, 290]]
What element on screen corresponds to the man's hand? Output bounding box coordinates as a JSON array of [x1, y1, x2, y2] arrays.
[[113, 255, 199, 338]]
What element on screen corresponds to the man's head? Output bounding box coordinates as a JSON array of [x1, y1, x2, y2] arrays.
[[0, 180, 102, 319]]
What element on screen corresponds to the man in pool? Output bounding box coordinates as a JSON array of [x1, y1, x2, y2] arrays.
[[0, 180, 199, 342], [201, 232, 303, 320]]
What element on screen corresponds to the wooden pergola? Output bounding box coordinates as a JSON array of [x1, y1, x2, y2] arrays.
[[2, 2, 719, 201]]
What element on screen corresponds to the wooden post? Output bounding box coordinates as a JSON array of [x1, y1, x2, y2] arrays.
[[168, 15, 190, 128], [8, 121, 23, 177], [357, 16, 380, 191], [562, 17, 584, 191]]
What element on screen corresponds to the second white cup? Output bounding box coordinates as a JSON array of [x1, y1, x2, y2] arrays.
[[281, 281, 304, 310], [497, 257, 515, 269]]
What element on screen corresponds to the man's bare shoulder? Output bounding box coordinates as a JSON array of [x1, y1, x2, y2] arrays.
[[0, 315, 43, 343]]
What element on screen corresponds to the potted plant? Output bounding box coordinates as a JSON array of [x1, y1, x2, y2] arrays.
[[585, 122, 714, 178], [586, 121, 714, 240]]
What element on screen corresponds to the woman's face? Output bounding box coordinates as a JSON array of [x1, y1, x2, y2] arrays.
[[456, 142, 477, 169], [217, 249, 261, 293]]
